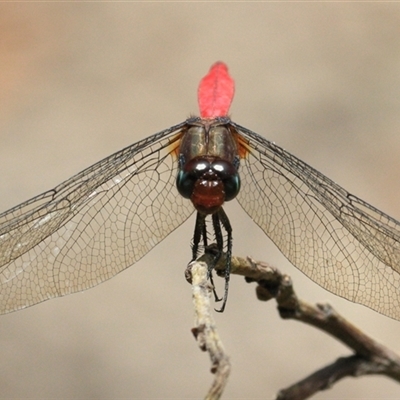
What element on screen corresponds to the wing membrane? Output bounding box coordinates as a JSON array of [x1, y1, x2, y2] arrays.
[[0, 121, 194, 313], [232, 121, 400, 320]]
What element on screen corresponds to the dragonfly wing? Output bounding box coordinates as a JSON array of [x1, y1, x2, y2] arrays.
[[0, 122, 194, 313], [232, 121, 400, 320]]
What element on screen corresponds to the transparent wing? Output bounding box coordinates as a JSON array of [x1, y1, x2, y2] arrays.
[[0, 121, 195, 314], [232, 121, 400, 320]]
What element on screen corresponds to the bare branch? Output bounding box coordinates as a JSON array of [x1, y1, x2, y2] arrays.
[[276, 355, 377, 400], [186, 253, 231, 400], [213, 255, 400, 399]]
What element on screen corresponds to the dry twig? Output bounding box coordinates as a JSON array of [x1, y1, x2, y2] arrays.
[[185, 252, 400, 399], [185, 252, 231, 400], [213, 255, 400, 399]]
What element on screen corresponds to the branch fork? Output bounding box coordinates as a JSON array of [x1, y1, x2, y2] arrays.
[[186, 254, 400, 399]]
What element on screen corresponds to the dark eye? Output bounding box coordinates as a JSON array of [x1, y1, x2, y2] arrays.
[[176, 159, 210, 199], [223, 173, 240, 201], [176, 170, 195, 198], [211, 160, 240, 201]]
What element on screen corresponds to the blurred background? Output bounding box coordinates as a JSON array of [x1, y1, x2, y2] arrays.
[[1, 3, 400, 399]]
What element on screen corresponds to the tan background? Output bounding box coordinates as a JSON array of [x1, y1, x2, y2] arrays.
[[1, 4, 400, 399]]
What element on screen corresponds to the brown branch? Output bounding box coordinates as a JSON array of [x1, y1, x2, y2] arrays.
[[213, 255, 400, 399], [276, 355, 377, 400], [185, 253, 231, 400]]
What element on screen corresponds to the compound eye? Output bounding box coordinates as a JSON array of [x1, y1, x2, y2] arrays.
[[211, 160, 238, 178], [211, 160, 240, 201], [223, 173, 240, 201], [176, 159, 210, 199], [176, 170, 194, 199]]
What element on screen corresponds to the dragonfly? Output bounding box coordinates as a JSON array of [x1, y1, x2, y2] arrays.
[[1, 62, 400, 318]]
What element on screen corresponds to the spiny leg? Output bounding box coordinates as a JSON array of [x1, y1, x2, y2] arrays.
[[191, 212, 221, 302], [207, 212, 226, 303], [192, 212, 206, 261], [214, 207, 233, 313]]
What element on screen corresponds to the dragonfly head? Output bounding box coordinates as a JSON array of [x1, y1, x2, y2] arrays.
[[176, 157, 240, 215]]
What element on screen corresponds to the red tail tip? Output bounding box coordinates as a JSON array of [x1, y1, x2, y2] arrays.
[[198, 62, 235, 118]]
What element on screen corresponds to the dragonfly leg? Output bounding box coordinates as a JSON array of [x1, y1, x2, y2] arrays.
[[191, 212, 223, 303], [214, 208, 233, 313], [200, 214, 222, 302], [190, 210, 234, 308], [192, 212, 206, 261], [205, 243, 223, 303]]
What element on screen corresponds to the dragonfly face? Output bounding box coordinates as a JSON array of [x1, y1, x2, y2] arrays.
[[176, 118, 241, 215]]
